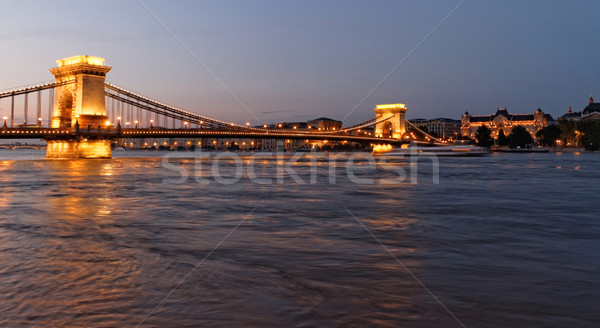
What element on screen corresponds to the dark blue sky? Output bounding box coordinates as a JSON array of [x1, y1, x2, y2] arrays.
[[1, 0, 599, 125]]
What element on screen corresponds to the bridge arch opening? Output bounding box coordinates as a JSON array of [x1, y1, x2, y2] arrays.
[[55, 92, 74, 128], [382, 121, 393, 138]]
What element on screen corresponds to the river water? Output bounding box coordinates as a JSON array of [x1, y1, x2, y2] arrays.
[[0, 149, 598, 327]]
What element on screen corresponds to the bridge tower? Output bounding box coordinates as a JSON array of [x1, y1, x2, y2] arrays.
[[46, 56, 112, 158], [374, 103, 407, 139], [50, 55, 111, 129]]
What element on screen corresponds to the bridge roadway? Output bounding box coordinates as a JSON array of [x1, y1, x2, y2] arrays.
[[0, 127, 406, 144]]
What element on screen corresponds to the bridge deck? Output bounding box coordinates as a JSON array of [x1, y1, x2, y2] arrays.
[[0, 128, 405, 144]]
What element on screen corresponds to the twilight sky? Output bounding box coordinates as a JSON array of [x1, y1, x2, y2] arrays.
[[1, 0, 599, 125]]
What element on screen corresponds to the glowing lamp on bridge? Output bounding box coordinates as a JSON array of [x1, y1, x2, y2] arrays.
[[375, 103, 406, 110]]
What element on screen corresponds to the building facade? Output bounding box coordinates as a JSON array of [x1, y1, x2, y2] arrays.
[[411, 118, 460, 139], [461, 108, 552, 139]]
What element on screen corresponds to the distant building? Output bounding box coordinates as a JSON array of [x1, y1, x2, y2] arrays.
[[559, 107, 582, 121], [583, 96, 600, 120], [461, 108, 552, 139], [410, 118, 460, 139], [273, 121, 308, 130], [560, 96, 600, 121], [307, 117, 342, 131]]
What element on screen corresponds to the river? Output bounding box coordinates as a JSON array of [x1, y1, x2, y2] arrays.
[[0, 149, 598, 327]]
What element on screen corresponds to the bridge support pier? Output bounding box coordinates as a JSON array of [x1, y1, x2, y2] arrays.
[[46, 138, 111, 159]]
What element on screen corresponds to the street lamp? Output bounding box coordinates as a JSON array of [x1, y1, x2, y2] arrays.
[[2, 116, 7, 128], [150, 119, 154, 128], [184, 121, 188, 129], [134, 120, 138, 128], [38, 117, 42, 127]]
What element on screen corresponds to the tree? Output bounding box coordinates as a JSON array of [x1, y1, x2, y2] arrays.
[[577, 120, 600, 151], [497, 129, 509, 146], [536, 124, 562, 147], [475, 125, 493, 147], [508, 125, 534, 148], [557, 119, 577, 144]]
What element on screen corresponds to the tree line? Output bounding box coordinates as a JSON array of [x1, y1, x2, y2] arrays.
[[472, 120, 600, 151]]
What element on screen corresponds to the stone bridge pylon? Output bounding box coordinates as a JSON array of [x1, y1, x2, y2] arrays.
[[374, 103, 407, 139]]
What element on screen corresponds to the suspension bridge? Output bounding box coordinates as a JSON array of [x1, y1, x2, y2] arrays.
[[0, 55, 438, 158]]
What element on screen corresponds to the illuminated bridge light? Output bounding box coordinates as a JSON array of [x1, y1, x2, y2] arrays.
[[375, 103, 406, 110], [56, 55, 106, 67]]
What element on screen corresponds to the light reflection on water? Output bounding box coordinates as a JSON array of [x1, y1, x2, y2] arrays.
[[0, 149, 599, 327]]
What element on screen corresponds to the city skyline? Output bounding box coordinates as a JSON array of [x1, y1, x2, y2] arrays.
[[1, 0, 599, 125]]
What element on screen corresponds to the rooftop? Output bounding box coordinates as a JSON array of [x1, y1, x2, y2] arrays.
[[308, 117, 341, 122], [583, 103, 600, 115]]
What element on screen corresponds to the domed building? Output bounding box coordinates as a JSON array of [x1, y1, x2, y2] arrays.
[[582, 96, 600, 120], [560, 96, 600, 121]]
